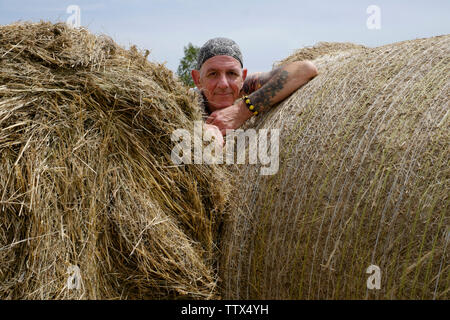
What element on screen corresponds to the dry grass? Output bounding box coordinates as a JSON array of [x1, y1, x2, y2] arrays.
[[275, 42, 368, 65], [1, 21, 447, 301], [0, 21, 230, 299], [220, 35, 449, 299]]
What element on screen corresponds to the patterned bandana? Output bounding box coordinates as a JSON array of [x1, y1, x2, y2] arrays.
[[196, 37, 243, 70]]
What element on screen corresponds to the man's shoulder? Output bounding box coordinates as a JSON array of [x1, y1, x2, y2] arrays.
[[241, 71, 272, 95]]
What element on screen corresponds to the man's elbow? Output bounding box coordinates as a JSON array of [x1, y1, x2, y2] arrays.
[[291, 60, 318, 80], [299, 60, 318, 79]]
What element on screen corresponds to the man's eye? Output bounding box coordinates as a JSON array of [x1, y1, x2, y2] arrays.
[[208, 72, 216, 76]]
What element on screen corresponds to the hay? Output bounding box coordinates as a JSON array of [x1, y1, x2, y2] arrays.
[[275, 41, 367, 65], [220, 35, 449, 299], [0, 22, 230, 299]]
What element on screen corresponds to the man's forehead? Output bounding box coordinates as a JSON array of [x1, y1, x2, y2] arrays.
[[200, 55, 242, 72]]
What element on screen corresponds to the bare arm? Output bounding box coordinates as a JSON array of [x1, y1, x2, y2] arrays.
[[241, 60, 318, 113]]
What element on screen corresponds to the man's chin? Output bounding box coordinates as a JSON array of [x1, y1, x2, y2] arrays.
[[209, 97, 235, 110]]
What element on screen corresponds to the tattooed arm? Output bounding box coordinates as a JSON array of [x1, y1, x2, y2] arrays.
[[206, 61, 318, 134], [241, 61, 318, 112], [240, 71, 271, 96]]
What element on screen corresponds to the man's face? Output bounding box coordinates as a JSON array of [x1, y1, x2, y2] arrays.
[[192, 55, 247, 112]]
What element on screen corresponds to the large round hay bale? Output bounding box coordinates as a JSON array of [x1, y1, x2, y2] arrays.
[[0, 22, 229, 299], [220, 35, 449, 299]]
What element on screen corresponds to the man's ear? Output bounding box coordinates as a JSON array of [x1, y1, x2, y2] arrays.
[[191, 69, 201, 88], [242, 68, 248, 81]]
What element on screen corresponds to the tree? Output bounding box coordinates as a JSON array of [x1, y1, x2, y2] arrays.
[[177, 43, 199, 88]]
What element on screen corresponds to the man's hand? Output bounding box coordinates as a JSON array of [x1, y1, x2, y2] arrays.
[[205, 100, 253, 135]]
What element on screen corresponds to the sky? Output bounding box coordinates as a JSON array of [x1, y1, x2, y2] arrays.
[[1, 0, 449, 74]]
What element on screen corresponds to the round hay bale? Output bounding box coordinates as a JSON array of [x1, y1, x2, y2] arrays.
[[0, 22, 230, 299], [220, 35, 449, 299]]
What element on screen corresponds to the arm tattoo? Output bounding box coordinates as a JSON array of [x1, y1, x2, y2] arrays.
[[241, 72, 265, 95], [250, 68, 289, 112]]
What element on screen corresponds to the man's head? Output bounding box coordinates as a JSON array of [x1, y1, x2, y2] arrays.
[[191, 37, 247, 112]]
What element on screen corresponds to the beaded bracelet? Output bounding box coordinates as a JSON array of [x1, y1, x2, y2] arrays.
[[242, 95, 259, 116]]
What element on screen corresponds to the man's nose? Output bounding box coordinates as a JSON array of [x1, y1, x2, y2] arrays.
[[216, 73, 229, 89]]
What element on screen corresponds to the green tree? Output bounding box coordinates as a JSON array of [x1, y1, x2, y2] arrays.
[[177, 43, 199, 88]]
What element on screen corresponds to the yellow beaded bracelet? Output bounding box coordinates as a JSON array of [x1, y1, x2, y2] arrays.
[[242, 95, 259, 115]]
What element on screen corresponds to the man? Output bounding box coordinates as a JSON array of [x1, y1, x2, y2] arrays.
[[191, 37, 318, 137]]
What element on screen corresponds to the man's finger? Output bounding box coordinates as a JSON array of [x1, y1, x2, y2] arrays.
[[206, 112, 217, 124], [210, 118, 222, 128]]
